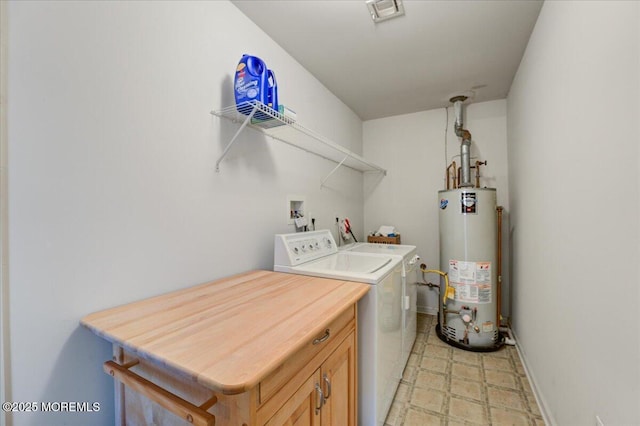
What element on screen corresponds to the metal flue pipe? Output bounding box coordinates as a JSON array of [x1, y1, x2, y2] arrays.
[[450, 95, 473, 188], [453, 98, 464, 137], [460, 135, 472, 187]]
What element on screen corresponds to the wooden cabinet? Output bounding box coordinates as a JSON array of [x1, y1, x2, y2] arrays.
[[265, 371, 321, 426], [82, 271, 369, 426], [319, 332, 356, 425], [108, 310, 357, 426], [82, 271, 367, 426], [256, 306, 357, 426], [264, 331, 356, 426]]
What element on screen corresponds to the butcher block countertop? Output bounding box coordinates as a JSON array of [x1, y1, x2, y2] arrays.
[[81, 270, 369, 395]]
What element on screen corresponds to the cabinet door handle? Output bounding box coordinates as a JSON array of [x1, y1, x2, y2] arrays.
[[313, 329, 330, 345], [314, 383, 324, 414], [323, 373, 331, 401]]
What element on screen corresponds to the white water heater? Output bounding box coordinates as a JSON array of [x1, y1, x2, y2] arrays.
[[433, 95, 503, 351], [437, 188, 501, 350]]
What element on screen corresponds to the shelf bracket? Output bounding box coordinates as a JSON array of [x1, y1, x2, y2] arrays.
[[215, 105, 257, 172], [321, 155, 349, 188]]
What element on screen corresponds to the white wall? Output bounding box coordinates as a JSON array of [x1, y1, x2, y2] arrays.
[[507, 1, 640, 425], [5, 2, 367, 425], [363, 100, 509, 317], [0, 0, 8, 421]]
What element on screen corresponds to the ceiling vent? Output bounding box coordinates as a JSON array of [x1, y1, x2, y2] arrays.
[[366, 0, 405, 23]]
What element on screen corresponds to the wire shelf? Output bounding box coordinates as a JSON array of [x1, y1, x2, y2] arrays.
[[210, 101, 387, 181]]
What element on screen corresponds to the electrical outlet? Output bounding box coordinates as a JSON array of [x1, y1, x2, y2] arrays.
[[596, 415, 604, 426]]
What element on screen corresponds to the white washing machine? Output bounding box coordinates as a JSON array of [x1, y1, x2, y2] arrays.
[[341, 243, 419, 377], [274, 230, 404, 426]]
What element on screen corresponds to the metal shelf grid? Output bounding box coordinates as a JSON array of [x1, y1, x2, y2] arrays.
[[211, 101, 387, 184]]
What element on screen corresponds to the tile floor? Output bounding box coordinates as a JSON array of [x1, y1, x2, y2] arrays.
[[384, 314, 545, 426]]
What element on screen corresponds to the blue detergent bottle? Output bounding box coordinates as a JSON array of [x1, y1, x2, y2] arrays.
[[234, 54, 268, 115], [267, 69, 278, 114]]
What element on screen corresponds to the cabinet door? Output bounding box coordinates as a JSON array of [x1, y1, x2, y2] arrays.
[[265, 370, 322, 426], [320, 332, 356, 426]]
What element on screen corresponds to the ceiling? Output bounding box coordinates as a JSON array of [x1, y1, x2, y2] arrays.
[[231, 0, 543, 121]]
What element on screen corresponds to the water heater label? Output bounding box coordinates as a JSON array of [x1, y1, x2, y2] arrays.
[[461, 192, 477, 214], [482, 321, 494, 332], [448, 260, 492, 304]]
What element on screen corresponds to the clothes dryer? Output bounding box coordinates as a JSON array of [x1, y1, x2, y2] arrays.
[[341, 243, 419, 375]]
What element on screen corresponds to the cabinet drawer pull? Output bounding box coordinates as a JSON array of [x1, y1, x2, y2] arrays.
[[313, 329, 330, 345], [323, 374, 331, 401], [314, 383, 324, 415]]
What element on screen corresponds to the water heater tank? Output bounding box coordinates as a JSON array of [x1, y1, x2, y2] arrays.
[[437, 188, 502, 350]]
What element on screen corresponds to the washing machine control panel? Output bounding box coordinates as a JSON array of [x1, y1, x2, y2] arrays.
[[274, 230, 338, 266]]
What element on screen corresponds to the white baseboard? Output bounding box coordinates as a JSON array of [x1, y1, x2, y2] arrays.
[[510, 327, 554, 426]]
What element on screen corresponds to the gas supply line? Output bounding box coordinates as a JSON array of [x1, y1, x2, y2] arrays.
[[418, 264, 452, 304]]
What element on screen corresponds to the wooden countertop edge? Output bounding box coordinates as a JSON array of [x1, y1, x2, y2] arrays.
[[81, 272, 370, 395], [197, 283, 369, 394]]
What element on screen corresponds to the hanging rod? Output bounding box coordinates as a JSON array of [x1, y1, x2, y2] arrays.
[[104, 360, 217, 426]]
